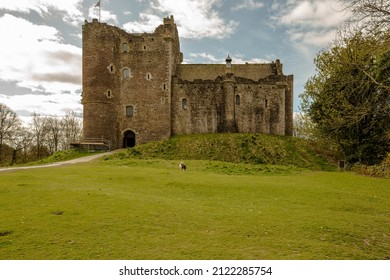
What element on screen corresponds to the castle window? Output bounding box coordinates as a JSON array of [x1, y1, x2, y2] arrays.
[[106, 90, 112, 98], [126, 105, 134, 117], [235, 95, 240, 105], [122, 43, 129, 52], [145, 73, 152, 80], [108, 64, 115, 74], [265, 99, 268, 108], [182, 98, 187, 110], [123, 68, 130, 80], [163, 83, 167, 90]]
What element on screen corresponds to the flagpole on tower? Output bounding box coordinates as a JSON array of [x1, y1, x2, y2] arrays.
[[95, 0, 101, 22]]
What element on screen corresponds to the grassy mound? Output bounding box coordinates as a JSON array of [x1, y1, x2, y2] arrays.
[[105, 133, 337, 170], [103, 158, 304, 176]]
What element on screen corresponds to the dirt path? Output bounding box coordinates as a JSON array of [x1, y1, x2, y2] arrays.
[[0, 150, 118, 173]]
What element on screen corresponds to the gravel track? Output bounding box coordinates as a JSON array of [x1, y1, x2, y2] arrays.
[[0, 150, 118, 173]]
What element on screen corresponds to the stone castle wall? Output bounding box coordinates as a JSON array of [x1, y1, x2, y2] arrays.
[[82, 17, 182, 147], [175, 64, 276, 81], [82, 20, 122, 148], [171, 70, 290, 136], [82, 16, 293, 149]]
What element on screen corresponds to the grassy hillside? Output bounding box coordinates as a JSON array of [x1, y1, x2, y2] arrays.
[[106, 133, 338, 170], [0, 160, 388, 260]]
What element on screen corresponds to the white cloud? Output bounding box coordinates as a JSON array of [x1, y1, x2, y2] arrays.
[[0, 92, 82, 123], [123, 0, 238, 39], [229, 52, 269, 64], [123, 13, 162, 33], [0, 0, 84, 25], [233, 0, 264, 11], [233, 56, 269, 64], [0, 14, 81, 94], [189, 53, 221, 63], [88, 5, 118, 25], [280, 0, 347, 28], [188, 52, 269, 64], [270, 0, 280, 11], [273, 0, 349, 49], [288, 28, 337, 47]]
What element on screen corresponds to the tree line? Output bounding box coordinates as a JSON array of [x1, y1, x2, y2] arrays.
[[299, 0, 390, 165], [0, 103, 82, 166]]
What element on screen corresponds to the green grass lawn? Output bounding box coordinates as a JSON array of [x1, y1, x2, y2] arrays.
[[0, 159, 389, 260]]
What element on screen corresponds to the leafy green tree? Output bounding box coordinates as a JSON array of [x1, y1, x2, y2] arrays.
[[300, 33, 390, 164]]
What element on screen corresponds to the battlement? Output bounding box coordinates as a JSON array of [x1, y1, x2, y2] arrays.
[[83, 15, 179, 40], [163, 15, 175, 25]]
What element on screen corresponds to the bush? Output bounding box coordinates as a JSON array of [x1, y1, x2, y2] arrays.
[[352, 154, 390, 178]]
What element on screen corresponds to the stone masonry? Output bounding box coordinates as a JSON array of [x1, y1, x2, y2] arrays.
[[82, 16, 293, 149]]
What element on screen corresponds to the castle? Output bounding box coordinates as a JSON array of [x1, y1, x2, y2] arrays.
[[82, 16, 293, 149]]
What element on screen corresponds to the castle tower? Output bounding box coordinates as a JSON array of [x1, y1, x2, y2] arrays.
[[220, 55, 237, 132], [82, 19, 120, 148], [82, 16, 182, 149]]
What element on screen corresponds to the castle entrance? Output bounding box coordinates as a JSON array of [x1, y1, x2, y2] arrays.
[[123, 130, 136, 148]]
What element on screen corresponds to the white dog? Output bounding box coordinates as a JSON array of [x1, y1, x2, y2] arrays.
[[179, 162, 186, 171]]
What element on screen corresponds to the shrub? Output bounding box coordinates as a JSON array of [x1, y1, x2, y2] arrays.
[[352, 154, 390, 178]]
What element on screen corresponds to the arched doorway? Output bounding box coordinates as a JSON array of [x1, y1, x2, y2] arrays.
[[123, 130, 136, 148]]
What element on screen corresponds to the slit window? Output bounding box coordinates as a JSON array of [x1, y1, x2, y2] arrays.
[[126, 106, 134, 117], [146, 73, 152, 80], [235, 95, 240, 105], [182, 98, 187, 110], [265, 99, 268, 108]]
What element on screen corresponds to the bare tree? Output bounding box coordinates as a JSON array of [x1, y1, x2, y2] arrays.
[[342, 0, 390, 34], [10, 127, 33, 165], [0, 103, 22, 164], [61, 110, 82, 150], [46, 116, 62, 154], [30, 113, 49, 159], [293, 113, 314, 139]]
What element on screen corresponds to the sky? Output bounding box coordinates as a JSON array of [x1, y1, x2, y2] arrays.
[[0, 0, 351, 123]]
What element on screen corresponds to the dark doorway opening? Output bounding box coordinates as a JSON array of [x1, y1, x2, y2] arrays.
[[123, 130, 136, 148]]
